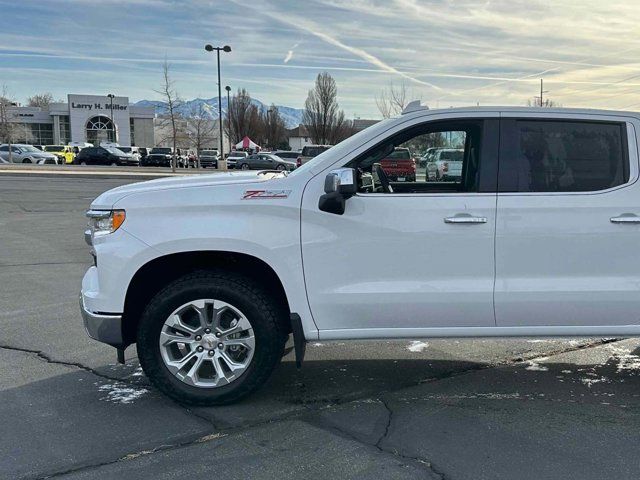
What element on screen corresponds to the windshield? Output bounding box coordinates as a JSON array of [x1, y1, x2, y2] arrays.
[[440, 150, 463, 161], [105, 147, 125, 155], [150, 148, 171, 154], [118, 147, 132, 152], [21, 145, 40, 152], [388, 149, 411, 159]]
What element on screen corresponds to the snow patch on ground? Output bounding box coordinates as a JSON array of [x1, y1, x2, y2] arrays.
[[130, 366, 145, 377], [407, 341, 429, 353], [97, 382, 148, 404], [525, 360, 549, 371], [604, 344, 640, 373], [580, 376, 609, 388]]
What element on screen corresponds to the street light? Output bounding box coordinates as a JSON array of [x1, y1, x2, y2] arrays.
[[106, 94, 115, 143], [204, 44, 231, 160], [225, 85, 231, 151]]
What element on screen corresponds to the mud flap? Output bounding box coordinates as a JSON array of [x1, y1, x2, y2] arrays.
[[290, 313, 306, 369], [116, 347, 126, 365]]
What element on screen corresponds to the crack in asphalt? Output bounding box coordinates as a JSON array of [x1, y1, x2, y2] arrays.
[[0, 344, 133, 385], [37, 432, 227, 479], [17, 337, 626, 479], [305, 403, 445, 479], [373, 398, 450, 480]]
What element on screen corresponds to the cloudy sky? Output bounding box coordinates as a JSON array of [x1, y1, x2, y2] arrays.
[[1, 0, 639, 117]]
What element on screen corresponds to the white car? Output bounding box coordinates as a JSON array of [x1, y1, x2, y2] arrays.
[[0, 144, 58, 164], [226, 151, 249, 169], [433, 148, 464, 181], [116, 147, 141, 164], [81, 106, 640, 405]]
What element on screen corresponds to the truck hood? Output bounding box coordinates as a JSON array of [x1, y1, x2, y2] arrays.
[[91, 170, 283, 208]]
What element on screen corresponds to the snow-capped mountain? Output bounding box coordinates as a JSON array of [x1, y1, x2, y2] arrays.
[[134, 97, 304, 129]]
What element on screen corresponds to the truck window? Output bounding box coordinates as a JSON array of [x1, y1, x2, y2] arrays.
[[512, 120, 628, 192], [351, 120, 486, 194]]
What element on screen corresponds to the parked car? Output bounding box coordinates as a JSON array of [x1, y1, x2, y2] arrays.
[[138, 147, 149, 161], [141, 147, 173, 167], [273, 150, 300, 161], [237, 153, 296, 171], [433, 148, 464, 181], [73, 146, 130, 166], [379, 147, 416, 182], [81, 106, 640, 406], [199, 150, 219, 168], [425, 160, 438, 180], [296, 144, 332, 167], [0, 144, 59, 164], [44, 145, 77, 164], [226, 151, 249, 169], [117, 147, 141, 165]]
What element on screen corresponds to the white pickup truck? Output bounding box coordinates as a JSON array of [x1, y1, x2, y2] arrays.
[[81, 106, 640, 405]]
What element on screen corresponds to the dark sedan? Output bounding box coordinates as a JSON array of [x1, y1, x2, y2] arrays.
[[237, 153, 296, 171], [73, 146, 130, 166], [141, 147, 173, 167]]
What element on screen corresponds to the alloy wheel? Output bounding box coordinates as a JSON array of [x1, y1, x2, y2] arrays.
[[158, 299, 255, 388]]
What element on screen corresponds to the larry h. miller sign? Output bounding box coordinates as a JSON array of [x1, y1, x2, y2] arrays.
[[68, 94, 132, 145]]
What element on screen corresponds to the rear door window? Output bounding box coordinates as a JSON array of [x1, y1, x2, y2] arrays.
[[502, 120, 629, 192]]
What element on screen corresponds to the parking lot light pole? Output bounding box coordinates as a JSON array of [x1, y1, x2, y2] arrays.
[[106, 94, 115, 143], [204, 44, 231, 161], [225, 85, 231, 152]]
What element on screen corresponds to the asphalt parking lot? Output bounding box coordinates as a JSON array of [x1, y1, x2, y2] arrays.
[[2, 171, 640, 480]]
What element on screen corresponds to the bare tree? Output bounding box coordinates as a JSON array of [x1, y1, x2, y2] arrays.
[[259, 105, 287, 149], [155, 60, 183, 172], [376, 81, 410, 118], [302, 72, 346, 145], [526, 97, 561, 108], [0, 85, 26, 162], [187, 103, 216, 168], [27, 93, 55, 108], [224, 88, 261, 146]]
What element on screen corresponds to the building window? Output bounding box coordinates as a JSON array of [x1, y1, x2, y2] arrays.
[[15, 123, 53, 145], [86, 115, 115, 145], [130, 118, 135, 146], [59, 116, 70, 144]]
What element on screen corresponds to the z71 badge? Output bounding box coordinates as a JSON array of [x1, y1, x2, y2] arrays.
[[242, 189, 292, 200]]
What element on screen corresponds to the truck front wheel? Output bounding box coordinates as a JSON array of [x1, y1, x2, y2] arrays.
[[137, 270, 287, 405]]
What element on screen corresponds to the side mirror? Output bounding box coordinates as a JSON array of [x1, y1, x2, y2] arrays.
[[319, 168, 357, 215], [323, 168, 357, 196]]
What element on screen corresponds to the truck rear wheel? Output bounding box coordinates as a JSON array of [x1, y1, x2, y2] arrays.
[[137, 270, 287, 405]]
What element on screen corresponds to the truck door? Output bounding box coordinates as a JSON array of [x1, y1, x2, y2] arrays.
[[495, 115, 640, 328], [301, 116, 500, 336]]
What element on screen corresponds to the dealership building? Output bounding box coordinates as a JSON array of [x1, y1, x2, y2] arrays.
[[6, 94, 155, 147]]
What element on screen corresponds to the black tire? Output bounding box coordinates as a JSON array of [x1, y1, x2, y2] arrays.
[[240, 163, 249, 170], [137, 270, 288, 405], [276, 164, 285, 171], [22, 158, 31, 163]]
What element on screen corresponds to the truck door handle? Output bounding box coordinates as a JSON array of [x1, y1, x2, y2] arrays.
[[444, 214, 488, 224], [611, 214, 640, 224]]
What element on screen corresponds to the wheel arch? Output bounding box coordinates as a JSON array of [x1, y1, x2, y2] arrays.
[[122, 251, 292, 346]]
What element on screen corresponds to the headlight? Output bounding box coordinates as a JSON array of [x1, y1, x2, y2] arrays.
[[85, 209, 126, 244]]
